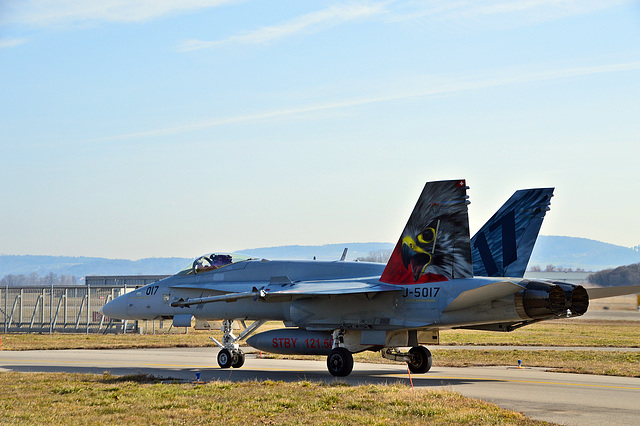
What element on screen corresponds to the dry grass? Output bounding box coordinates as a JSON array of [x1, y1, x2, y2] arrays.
[[0, 331, 216, 351], [2, 319, 638, 350], [588, 293, 638, 311], [439, 319, 640, 347], [433, 349, 640, 377], [0, 372, 552, 425]]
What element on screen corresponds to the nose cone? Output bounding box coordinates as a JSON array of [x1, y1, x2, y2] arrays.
[[100, 294, 130, 319]]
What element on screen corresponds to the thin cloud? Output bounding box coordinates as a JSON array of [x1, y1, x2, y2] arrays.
[[0, 38, 28, 49], [87, 61, 640, 143], [388, 0, 633, 24], [179, 2, 388, 51], [472, 0, 631, 17], [1, 0, 237, 27], [178, 0, 632, 51]]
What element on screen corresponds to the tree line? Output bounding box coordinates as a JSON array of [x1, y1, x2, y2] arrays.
[[587, 263, 640, 287], [3, 261, 638, 287], [355, 251, 602, 277], [528, 265, 586, 272], [356, 250, 393, 263], [1, 272, 79, 287]]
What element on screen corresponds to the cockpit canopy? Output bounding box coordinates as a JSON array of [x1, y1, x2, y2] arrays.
[[175, 253, 252, 276]]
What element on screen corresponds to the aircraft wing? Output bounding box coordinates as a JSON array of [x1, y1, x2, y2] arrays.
[[586, 284, 640, 299], [170, 278, 401, 307], [265, 277, 400, 296]]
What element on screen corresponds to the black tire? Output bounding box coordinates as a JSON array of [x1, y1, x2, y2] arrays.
[[408, 346, 432, 374], [232, 350, 245, 368], [217, 348, 234, 368], [326, 347, 354, 377]]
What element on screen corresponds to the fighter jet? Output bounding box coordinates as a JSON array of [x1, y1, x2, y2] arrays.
[[101, 180, 640, 376]]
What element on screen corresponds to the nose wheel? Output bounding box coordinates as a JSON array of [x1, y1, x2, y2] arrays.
[[217, 348, 245, 369], [211, 319, 264, 370]]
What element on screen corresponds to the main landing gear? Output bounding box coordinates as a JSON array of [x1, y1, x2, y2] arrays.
[[327, 347, 353, 377], [326, 329, 354, 377], [382, 345, 433, 374], [211, 319, 265, 369], [326, 345, 433, 377], [324, 329, 433, 377]]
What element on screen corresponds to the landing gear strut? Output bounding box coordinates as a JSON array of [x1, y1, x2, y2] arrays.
[[211, 319, 264, 369], [326, 329, 353, 377]]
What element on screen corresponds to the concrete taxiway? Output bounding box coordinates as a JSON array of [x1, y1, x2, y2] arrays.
[[1, 347, 638, 425]]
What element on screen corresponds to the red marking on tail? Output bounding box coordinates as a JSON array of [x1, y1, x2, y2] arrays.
[[380, 242, 448, 285]]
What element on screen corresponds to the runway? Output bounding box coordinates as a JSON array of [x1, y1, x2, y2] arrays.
[[1, 347, 639, 425]]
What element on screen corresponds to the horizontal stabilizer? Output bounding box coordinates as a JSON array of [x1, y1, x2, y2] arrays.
[[443, 280, 525, 312], [586, 285, 640, 300]]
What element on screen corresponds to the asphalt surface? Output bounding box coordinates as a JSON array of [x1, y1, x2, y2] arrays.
[[580, 309, 640, 321], [1, 347, 639, 426], [436, 345, 640, 351]]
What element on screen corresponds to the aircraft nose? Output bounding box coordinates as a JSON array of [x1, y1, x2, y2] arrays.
[[100, 294, 130, 319]]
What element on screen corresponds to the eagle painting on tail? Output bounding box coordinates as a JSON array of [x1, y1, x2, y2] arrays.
[[381, 180, 473, 285]]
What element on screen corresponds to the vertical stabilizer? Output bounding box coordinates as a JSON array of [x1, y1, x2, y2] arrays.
[[471, 188, 553, 278], [380, 180, 473, 284]]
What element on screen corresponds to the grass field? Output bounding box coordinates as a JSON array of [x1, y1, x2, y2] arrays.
[[1, 318, 636, 424], [440, 319, 640, 347], [0, 372, 551, 425], [2, 319, 638, 350]]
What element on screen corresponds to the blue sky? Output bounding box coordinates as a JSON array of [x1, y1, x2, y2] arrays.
[[1, 0, 639, 259]]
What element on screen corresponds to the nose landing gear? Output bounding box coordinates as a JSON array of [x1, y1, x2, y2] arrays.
[[211, 319, 265, 369], [217, 347, 245, 369]]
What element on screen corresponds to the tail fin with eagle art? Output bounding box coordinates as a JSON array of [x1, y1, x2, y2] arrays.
[[380, 180, 473, 285]]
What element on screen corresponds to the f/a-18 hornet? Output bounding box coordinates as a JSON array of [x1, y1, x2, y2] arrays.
[[101, 180, 640, 376]]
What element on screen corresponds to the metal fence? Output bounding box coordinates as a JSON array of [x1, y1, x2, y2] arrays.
[[0, 276, 179, 335], [0, 285, 132, 334]]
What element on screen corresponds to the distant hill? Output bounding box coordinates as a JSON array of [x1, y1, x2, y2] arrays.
[[241, 237, 640, 271], [235, 242, 394, 261], [0, 255, 190, 279], [0, 243, 392, 279], [1, 236, 638, 279], [529, 236, 640, 271]]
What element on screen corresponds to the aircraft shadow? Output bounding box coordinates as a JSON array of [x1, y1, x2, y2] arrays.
[[1, 363, 504, 388]]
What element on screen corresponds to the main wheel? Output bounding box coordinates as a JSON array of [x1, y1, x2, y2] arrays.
[[326, 347, 354, 377], [217, 348, 234, 368], [232, 350, 245, 368], [408, 346, 432, 374]]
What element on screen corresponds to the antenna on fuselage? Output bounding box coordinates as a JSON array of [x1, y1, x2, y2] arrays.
[[339, 248, 348, 261]]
